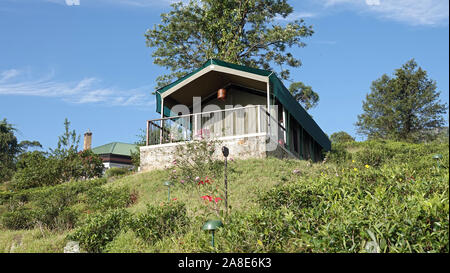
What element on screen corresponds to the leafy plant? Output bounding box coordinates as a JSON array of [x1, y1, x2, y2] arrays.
[[68, 209, 131, 253], [85, 186, 132, 211], [129, 202, 189, 243], [105, 167, 130, 178]]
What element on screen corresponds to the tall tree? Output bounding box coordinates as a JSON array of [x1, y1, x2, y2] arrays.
[[146, 0, 319, 109], [330, 131, 355, 143], [0, 118, 41, 182], [288, 81, 319, 110], [355, 59, 447, 142]]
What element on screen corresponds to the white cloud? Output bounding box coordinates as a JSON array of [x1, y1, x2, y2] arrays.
[[365, 0, 380, 6], [0, 68, 155, 107], [0, 69, 21, 83], [319, 0, 449, 26], [41, 0, 180, 7], [275, 11, 318, 21]]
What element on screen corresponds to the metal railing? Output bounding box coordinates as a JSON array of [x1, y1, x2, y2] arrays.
[[146, 105, 286, 146]]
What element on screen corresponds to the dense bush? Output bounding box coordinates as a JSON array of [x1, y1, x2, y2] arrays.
[[330, 131, 355, 144], [9, 151, 62, 190], [0, 178, 108, 230], [105, 167, 130, 178], [68, 209, 131, 253], [353, 141, 395, 168], [129, 202, 189, 243], [78, 149, 104, 179], [168, 138, 224, 187], [1, 207, 35, 230], [326, 143, 352, 164], [85, 186, 132, 211], [219, 208, 301, 252], [32, 187, 80, 230], [8, 150, 104, 191]]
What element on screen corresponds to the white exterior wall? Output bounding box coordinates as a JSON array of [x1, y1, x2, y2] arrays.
[[103, 162, 134, 170]]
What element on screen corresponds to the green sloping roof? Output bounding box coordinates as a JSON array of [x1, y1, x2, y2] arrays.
[[155, 59, 331, 151], [91, 142, 137, 157]]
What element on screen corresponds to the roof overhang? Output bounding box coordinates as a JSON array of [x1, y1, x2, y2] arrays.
[[154, 59, 332, 151], [159, 64, 269, 109]]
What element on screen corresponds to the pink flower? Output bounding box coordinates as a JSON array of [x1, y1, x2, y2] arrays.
[[214, 197, 222, 204], [201, 195, 213, 202], [180, 180, 185, 184]]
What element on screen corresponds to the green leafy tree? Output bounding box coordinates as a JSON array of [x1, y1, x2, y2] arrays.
[[0, 118, 41, 182], [288, 81, 319, 110], [130, 128, 147, 169], [50, 118, 81, 182], [356, 59, 447, 142], [9, 151, 61, 190], [78, 149, 104, 179], [9, 119, 104, 190], [330, 131, 355, 144], [146, 0, 318, 108]]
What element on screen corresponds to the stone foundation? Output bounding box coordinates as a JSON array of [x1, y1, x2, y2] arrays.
[[140, 134, 297, 172]]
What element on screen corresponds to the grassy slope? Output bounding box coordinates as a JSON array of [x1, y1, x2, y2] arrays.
[[0, 158, 321, 252], [1, 141, 448, 253]]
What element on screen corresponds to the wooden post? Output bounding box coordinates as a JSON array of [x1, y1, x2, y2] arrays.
[[160, 98, 164, 144], [257, 105, 261, 133], [266, 80, 270, 123], [283, 108, 286, 144], [146, 120, 149, 146]]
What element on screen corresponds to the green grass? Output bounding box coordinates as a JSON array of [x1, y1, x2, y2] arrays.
[[0, 140, 448, 253], [0, 158, 323, 252]]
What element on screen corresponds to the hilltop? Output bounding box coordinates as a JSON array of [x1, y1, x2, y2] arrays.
[[0, 140, 448, 253]]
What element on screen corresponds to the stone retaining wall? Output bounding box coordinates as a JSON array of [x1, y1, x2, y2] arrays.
[[140, 135, 297, 172]]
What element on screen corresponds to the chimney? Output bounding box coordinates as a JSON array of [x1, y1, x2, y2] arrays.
[[83, 129, 92, 150]]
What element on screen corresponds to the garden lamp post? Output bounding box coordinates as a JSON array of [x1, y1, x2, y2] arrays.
[[202, 219, 223, 248], [433, 154, 443, 170], [164, 181, 172, 202], [222, 146, 229, 215]]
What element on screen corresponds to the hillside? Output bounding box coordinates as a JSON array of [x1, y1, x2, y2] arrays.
[[0, 140, 448, 253]]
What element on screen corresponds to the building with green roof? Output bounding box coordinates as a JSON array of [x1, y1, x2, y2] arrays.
[[92, 142, 137, 169], [140, 59, 331, 171]]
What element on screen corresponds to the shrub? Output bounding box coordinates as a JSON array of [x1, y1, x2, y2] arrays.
[[168, 138, 224, 187], [330, 131, 355, 144], [78, 149, 104, 179], [219, 208, 300, 252], [68, 209, 131, 253], [85, 186, 132, 211], [105, 167, 130, 178], [0, 191, 13, 204], [326, 143, 352, 164], [258, 183, 322, 212], [253, 163, 449, 253], [9, 151, 61, 190], [129, 202, 189, 243], [8, 148, 104, 191], [1, 207, 35, 230], [32, 186, 80, 230], [1, 178, 108, 230], [353, 141, 395, 168]]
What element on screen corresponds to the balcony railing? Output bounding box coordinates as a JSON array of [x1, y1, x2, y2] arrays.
[[145, 105, 285, 146]]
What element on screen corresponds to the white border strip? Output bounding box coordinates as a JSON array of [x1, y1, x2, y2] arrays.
[[161, 64, 269, 99]]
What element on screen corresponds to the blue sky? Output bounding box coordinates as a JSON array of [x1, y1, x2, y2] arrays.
[[0, 0, 448, 150]]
